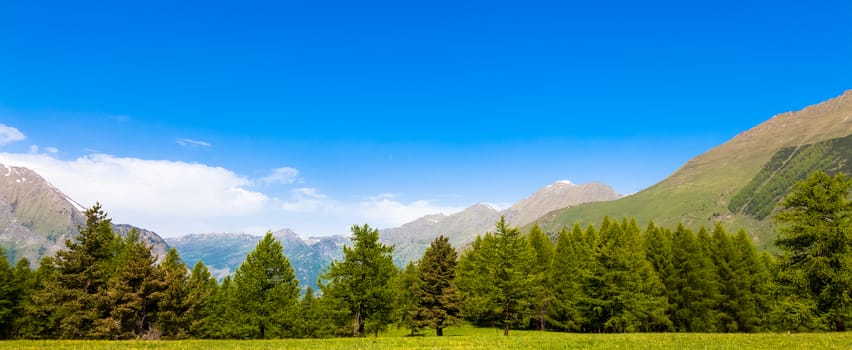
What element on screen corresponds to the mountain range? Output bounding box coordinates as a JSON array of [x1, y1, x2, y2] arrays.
[[532, 90, 852, 249], [0, 163, 170, 265], [2, 90, 850, 287], [165, 231, 348, 289], [380, 181, 619, 264]]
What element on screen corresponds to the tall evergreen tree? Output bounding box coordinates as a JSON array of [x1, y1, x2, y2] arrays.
[[457, 216, 536, 336], [528, 224, 553, 330], [668, 224, 718, 332], [709, 223, 739, 332], [549, 224, 590, 331], [27, 203, 121, 338], [730, 229, 771, 332], [395, 261, 421, 335], [414, 235, 460, 336], [185, 260, 217, 338], [155, 248, 190, 338], [775, 170, 852, 331], [231, 231, 300, 338], [0, 247, 14, 339], [321, 224, 397, 337], [91, 229, 163, 339], [6, 257, 35, 339], [295, 286, 330, 338], [197, 276, 236, 339], [583, 218, 669, 332]]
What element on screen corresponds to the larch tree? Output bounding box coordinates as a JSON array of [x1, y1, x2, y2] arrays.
[[155, 248, 190, 338], [231, 231, 301, 338], [775, 170, 852, 331], [185, 260, 217, 338], [549, 224, 592, 331], [321, 224, 397, 337], [457, 216, 536, 336], [528, 224, 553, 331]]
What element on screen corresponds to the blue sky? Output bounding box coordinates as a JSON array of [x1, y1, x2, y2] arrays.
[[1, 0, 850, 237]]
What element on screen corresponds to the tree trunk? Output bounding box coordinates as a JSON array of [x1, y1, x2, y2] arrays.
[[437, 327, 443, 336], [353, 309, 363, 337], [503, 322, 509, 336]]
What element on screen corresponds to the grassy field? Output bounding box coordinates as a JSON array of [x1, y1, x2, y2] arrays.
[[2, 327, 852, 349]]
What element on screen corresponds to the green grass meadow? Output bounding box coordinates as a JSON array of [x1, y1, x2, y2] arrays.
[[3, 327, 852, 350]]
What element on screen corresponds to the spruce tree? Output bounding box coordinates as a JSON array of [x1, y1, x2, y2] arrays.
[[321, 224, 397, 337], [414, 235, 460, 336], [231, 231, 300, 338]]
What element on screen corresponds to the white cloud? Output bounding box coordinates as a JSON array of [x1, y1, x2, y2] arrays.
[[0, 149, 471, 237], [357, 196, 465, 228], [0, 152, 268, 236], [262, 167, 300, 184], [0, 124, 25, 146], [176, 138, 212, 147], [281, 187, 340, 213], [44, 147, 59, 154]]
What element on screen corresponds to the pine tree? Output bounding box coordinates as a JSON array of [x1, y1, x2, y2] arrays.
[[528, 224, 553, 330], [414, 235, 460, 336], [320, 224, 397, 337], [27, 203, 121, 339], [775, 170, 852, 331], [90, 229, 163, 339], [456, 216, 536, 336], [231, 231, 300, 338]]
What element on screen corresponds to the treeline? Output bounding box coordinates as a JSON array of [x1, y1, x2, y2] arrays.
[[1, 170, 850, 339]]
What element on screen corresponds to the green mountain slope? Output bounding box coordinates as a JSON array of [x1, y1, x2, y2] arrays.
[[533, 90, 852, 248]]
